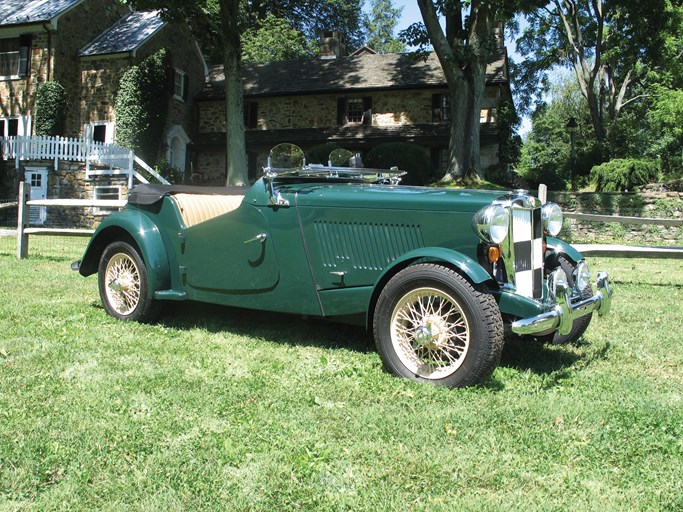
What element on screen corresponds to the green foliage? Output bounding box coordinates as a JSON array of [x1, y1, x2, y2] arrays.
[[115, 49, 172, 164], [34, 81, 67, 137], [363, 0, 405, 53], [306, 143, 342, 165], [518, 74, 605, 191], [590, 159, 660, 192], [154, 159, 184, 184], [364, 142, 433, 185], [241, 14, 314, 62]]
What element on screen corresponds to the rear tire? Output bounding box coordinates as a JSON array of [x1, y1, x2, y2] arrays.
[[98, 241, 161, 323], [373, 264, 504, 388]]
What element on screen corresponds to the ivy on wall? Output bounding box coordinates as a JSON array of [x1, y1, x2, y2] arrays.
[[34, 81, 67, 137], [114, 49, 172, 164]]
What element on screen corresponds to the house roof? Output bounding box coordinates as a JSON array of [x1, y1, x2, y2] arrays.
[[0, 0, 83, 26], [79, 10, 164, 57], [200, 51, 508, 100]]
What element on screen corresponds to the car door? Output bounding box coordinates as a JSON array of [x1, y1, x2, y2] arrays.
[[182, 204, 279, 293]]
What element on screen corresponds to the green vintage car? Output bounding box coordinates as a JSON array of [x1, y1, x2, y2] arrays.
[[74, 144, 612, 388]]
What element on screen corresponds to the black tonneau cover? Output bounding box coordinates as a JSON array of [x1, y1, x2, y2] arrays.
[[128, 184, 250, 206]]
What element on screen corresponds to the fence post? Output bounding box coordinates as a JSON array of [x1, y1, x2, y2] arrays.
[[128, 150, 134, 189], [538, 184, 548, 205], [17, 181, 30, 260]]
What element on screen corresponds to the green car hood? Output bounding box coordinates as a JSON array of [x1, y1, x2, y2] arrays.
[[269, 182, 509, 212]]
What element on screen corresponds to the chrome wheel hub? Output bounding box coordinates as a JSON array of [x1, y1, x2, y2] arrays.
[[105, 253, 141, 316], [390, 287, 470, 379]]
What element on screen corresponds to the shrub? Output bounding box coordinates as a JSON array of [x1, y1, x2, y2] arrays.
[[364, 142, 433, 185], [115, 49, 172, 164], [306, 143, 341, 165], [34, 81, 67, 136], [590, 158, 660, 192]]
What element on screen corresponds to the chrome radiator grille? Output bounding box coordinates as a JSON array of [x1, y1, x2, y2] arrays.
[[510, 207, 544, 299]]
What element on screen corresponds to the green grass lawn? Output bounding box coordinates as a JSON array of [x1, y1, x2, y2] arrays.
[[0, 251, 681, 511]]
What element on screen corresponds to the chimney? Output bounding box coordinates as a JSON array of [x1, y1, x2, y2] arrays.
[[319, 30, 346, 59]]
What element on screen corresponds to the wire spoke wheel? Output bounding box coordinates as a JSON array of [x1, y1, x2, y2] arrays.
[[391, 287, 470, 379], [104, 252, 141, 316], [373, 264, 504, 388], [98, 241, 161, 323]]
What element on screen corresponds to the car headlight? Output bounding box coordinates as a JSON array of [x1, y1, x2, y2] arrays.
[[542, 202, 563, 236], [473, 205, 509, 244], [548, 267, 569, 301], [573, 260, 591, 292]]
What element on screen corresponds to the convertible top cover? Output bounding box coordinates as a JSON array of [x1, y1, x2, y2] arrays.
[[128, 184, 249, 206]]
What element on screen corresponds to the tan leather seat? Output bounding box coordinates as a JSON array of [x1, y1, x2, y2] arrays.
[[171, 193, 244, 228]]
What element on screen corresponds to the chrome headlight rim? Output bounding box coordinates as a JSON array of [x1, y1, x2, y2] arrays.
[[473, 205, 510, 244], [573, 260, 592, 293], [542, 202, 563, 236]]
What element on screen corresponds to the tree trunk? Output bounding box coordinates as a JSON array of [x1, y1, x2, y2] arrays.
[[220, 0, 248, 186]]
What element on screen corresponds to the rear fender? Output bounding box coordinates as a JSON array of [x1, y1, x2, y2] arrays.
[[78, 210, 171, 292], [366, 247, 494, 329]]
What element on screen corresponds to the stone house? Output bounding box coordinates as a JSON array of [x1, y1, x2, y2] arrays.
[[0, 0, 206, 216], [195, 31, 512, 183]]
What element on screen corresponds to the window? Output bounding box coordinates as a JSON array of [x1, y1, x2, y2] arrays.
[[174, 69, 188, 101], [432, 94, 450, 122], [0, 35, 31, 78], [337, 97, 372, 125], [480, 108, 497, 124], [1, 116, 29, 137], [94, 186, 121, 215], [85, 121, 115, 144], [244, 102, 258, 129]]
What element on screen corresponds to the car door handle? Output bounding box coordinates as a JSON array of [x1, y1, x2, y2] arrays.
[[244, 233, 268, 244]]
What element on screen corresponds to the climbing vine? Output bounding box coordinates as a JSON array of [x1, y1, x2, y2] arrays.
[[115, 49, 172, 163]]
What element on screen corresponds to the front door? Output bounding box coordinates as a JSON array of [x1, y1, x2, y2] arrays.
[[24, 169, 47, 225]]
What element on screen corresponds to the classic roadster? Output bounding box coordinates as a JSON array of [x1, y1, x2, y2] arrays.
[[74, 144, 612, 388]]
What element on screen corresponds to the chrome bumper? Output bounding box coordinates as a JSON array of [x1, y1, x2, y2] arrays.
[[511, 271, 612, 336]]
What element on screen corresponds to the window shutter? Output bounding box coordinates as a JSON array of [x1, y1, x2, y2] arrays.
[[248, 102, 258, 129], [363, 96, 372, 125], [432, 94, 442, 122], [182, 74, 189, 101], [18, 34, 32, 77], [337, 97, 346, 125]]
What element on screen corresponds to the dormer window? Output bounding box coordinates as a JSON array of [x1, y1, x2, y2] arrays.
[[0, 35, 31, 78]]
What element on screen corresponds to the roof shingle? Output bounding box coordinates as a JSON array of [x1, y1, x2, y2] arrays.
[[200, 52, 508, 99], [0, 0, 82, 26], [79, 10, 164, 57]]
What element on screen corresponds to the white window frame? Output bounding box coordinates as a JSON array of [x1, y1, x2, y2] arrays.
[[85, 121, 115, 144], [93, 185, 122, 215], [174, 68, 186, 101], [1, 115, 31, 137]]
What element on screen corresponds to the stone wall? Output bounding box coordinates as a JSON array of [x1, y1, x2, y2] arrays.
[[53, 0, 130, 137], [199, 89, 502, 133], [80, 21, 205, 142], [550, 188, 683, 246]]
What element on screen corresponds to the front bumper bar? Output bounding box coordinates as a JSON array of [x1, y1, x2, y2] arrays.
[[511, 271, 612, 336]]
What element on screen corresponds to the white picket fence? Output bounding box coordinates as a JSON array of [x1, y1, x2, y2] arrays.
[[0, 135, 169, 186]]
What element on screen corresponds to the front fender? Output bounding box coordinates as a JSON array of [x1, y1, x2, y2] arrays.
[[366, 247, 494, 329], [78, 209, 171, 293], [546, 236, 585, 263]]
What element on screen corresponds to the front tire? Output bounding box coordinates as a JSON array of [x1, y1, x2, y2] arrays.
[[373, 264, 504, 388], [98, 241, 161, 322]]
